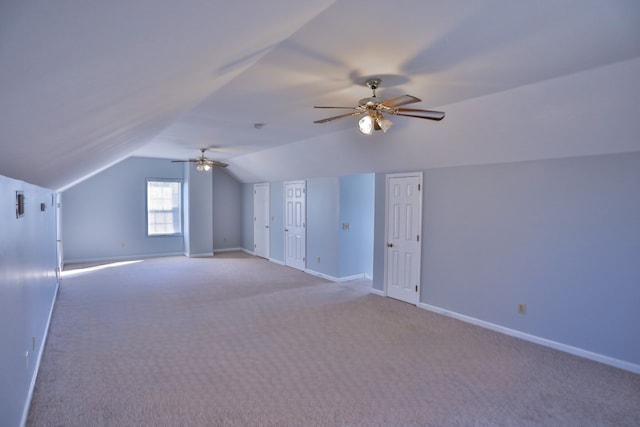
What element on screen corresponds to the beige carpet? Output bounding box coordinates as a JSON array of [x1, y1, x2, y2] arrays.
[[28, 252, 640, 426]]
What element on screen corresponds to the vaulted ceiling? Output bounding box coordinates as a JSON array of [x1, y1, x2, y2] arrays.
[[2, 1, 639, 191]]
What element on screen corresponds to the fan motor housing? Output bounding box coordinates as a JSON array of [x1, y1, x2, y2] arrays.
[[358, 97, 378, 106]]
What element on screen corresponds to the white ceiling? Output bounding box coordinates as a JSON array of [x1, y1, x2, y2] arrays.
[[1, 1, 640, 190]]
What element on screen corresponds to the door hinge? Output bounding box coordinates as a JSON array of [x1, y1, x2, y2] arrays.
[[418, 184, 421, 191], [417, 235, 420, 242], [415, 285, 419, 292]]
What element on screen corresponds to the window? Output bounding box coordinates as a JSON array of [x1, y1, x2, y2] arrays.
[[147, 179, 182, 236]]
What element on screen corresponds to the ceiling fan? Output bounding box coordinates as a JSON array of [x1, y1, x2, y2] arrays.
[[313, 78, 445, 135], [171, 148, 228, 171]]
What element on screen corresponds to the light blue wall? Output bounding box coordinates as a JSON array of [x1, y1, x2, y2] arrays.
[[420, 152, 640, 365], [212, 168, 243, 251], [62, 157, 184, 263], [241, 182, 254, 252], [306, 177, 340, 277], [0, 175, 58, 427], [371, 152, 640, 366], [339, 173, 374, 278], [243, 177, 374, 279], [62, 157, 245, 262], [372, 173, 386, 292], [185, 165, 213, 256]]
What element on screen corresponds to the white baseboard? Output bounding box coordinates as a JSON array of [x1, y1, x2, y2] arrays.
[[370, 288, 385, 297], [213, 247, 245, 254], [269, 257, 285, 266], [418, 302, 640, 375], [185, 252, 214, 258], [304, 269, 367, 283], [64, 252, 184, 265], [21, 280, 59, 427], [337, 273, 367, 282], [304, 269, 336, 281]]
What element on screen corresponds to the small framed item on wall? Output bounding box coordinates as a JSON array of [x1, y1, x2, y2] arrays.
[[16, 191, 25, 218]]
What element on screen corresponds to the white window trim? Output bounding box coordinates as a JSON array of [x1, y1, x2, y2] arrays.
[[146, 178, 183, 237]]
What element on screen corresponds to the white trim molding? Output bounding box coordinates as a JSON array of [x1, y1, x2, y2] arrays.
[[186, 252, 214, 258], [214, 247, 246, 254], [304, 269, 336, 281], [304, 269, 367, 283], [64, 252, 184, 265], [21, 280, 59, 427], [418, 302, 640, 375], [336, 273, 367, 283]]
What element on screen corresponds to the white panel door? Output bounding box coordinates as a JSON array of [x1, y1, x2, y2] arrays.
[[253, 183, 270, 259], [284, 181, 306, 271], [385, 173, 422, 305]]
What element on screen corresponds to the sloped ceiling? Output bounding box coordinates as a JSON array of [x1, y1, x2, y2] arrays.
[[1, 1, 640, 191]]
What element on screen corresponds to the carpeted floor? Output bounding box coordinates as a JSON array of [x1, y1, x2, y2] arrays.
[[27, 252, 640, 426]]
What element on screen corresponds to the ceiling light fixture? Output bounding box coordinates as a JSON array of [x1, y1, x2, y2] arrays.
[[375, 112, 393, 133], [358, 115, 374, 135], [171, 148, 228, 171], [358, 111, 393, 135], [314, 78, 445, 135], [195, 162, 211, 172]]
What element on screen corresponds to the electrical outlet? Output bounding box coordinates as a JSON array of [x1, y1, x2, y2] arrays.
[[518, 303, 526, 314]]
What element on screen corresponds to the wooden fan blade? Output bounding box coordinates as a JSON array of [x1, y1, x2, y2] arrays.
[[206, 160, 229, 168], [171, 159, 195, 163], [314, 111, 364, 123], [394, 109, 445, 121], [314, 106, 359, 109], [380, 95, 421, 108]]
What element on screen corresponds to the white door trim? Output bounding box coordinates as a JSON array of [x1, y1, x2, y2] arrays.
[[253, 183, 270, 259], [383, 172, 423, 305], [284, 180, 306, 271]]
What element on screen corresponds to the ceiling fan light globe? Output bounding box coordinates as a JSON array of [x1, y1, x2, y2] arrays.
[[358, 115, 374, 135], [203, 164, 211, 172], [196, 163, 204, 172], [377, 116, 393, 132]]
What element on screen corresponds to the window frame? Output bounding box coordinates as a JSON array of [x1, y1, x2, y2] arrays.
[[146, 178, 183, 237]]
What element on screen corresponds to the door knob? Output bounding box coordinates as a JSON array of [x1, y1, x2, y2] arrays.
[[285, 228, 289, 232], [387, 242, 393, 248]]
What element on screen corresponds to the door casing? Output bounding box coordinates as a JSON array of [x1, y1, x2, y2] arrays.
[[284, 180, 306, 271], [384, 172, 423, 305], [253, 183, 270, 259]]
